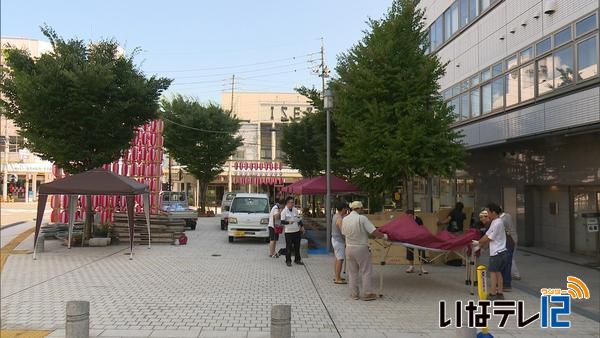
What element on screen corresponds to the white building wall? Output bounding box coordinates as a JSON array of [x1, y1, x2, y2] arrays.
[[422, 0, 599, 90]]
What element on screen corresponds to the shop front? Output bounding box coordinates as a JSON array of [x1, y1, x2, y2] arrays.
[[1, 162, 52, 202]]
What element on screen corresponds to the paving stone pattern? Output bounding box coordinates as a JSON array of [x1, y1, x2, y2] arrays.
[[2, 217, 598, 337]]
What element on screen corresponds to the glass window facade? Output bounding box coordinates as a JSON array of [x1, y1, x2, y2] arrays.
[[554, 27, 572, 46], [460, 93, 470, 120], [444, 3, 459, 41], [576, 14, 597, 37], [491, 77, 504, 110], [577, 36, 598, 80], [482, 83, 492, 114], [520, 64, 535, 101], [553, 46, 574, 88], [441, 12, 598, 125], [470, 89, 480, 117], [506, 55, 518, 70], [537, 55, 554, 95], [431, 18, 443, 50], [505, 70, 519, 106], [536, 38, 552, 55], [520, 47, 533, 63]]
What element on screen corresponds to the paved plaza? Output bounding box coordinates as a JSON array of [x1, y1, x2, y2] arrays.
[[1, 217, 599, 337]]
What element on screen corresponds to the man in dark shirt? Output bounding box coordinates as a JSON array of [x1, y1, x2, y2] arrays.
[[405, 210, 428, 274]]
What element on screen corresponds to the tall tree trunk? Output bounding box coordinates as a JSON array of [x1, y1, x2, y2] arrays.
[[199, 182, 208, 214]]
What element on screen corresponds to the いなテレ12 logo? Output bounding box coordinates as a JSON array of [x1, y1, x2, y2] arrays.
[[540, 276, 591, 328]]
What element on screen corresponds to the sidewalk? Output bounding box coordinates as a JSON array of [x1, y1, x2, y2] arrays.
[[1, 217, 598, 337]]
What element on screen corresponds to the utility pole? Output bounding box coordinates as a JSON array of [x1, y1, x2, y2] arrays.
[[230, 74, 235, 115], [321, 38, 332, 252]]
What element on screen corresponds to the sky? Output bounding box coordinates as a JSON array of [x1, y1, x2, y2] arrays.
[[1, 0, 392, 104]]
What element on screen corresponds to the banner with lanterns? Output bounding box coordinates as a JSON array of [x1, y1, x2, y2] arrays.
[[50, 120, 164, 224], [231, 161, 285, 185]]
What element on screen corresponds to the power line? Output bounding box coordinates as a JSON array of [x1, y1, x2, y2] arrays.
[[171, 68, 313, 86], [169, 60, 315, 79], [150, 52, 319, 73]]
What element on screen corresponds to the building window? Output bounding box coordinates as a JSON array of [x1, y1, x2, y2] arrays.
[[480, 0, 491, 12], [233, 148, 245, 160], [506, 55, 518, 70], [481, 83, 492, 114], [452, 84, 462, 96], [520, 47, 533, 63], [442, 89, 452, 100], [520, 63, 535, 101], [537, 55, 554, 95], [492, 62, 503, 76], [431, 18, 444, 49], [274, 123, 285, 160], [536, 37, 552, 55], [460, 93, 470, 120], [449, 97, 460, 120], [481, 67, 491, 81], [576, 14, 597, 37], [554, 27, 572, 47], [8, 136, 24, 153], [505, 70, 519, 106], [553, 46, 574, 88], [491, 77, 504, 110], [260, 123, 272, 160], [444, 2, 459, 41], [470, 73, 480, 86], [470, 89, 480, 117], [577, 36, 598, 80]]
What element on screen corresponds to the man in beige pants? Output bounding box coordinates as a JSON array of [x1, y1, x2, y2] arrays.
[[342, 201, 388, 301]]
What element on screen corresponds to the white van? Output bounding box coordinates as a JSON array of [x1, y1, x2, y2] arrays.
[[227, 193, 270, 243], [220, 192, 237, 230]]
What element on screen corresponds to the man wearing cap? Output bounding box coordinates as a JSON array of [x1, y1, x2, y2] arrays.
[[342, 201, 388, 301]]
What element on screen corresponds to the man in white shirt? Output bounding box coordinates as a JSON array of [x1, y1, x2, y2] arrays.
[[268, 199, 284, 258], [280, 196, 304, 267], [341, 201, 388, 301], [473, 203, 508, 300]]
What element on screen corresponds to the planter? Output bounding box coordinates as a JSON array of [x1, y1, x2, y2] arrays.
[[89, 238, 111, 247]]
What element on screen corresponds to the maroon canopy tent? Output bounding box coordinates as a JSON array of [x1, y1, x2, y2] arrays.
[[280, 177, 314, 193], [285, 175, 360, 195], [33, 168, 151, 260]]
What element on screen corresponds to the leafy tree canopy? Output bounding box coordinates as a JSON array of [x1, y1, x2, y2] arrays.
[[0, 25, 171, 174], [330, 0, 466, 195], [162, 95, 242, 212]]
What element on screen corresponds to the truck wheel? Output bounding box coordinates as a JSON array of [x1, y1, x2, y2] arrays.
[[228, 236, 234, 243]]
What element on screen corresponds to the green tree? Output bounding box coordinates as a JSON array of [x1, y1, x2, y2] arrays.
[[280, 86, 350, 178], [0, 25, 171, 233], [330, 0, 466, 209], [162, 95, 242, 213]]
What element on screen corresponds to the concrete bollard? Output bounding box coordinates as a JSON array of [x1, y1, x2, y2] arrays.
[[66, 301, 89, 338], [271, 304, 291, 338], [300, 239, 309, 258]]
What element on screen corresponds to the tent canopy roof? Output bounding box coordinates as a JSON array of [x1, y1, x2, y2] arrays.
[[283, 175, 360, 195], [38, 168, 149, 196]]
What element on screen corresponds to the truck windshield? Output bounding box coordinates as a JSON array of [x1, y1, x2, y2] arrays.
[[230, 198, 269, 214]]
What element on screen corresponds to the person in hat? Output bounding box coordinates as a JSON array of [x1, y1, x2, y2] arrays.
[[332, 201, 349, 284], [342, 201, 388, 301]]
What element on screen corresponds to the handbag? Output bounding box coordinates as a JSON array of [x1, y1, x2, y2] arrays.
[[274, 225, 284, 235]]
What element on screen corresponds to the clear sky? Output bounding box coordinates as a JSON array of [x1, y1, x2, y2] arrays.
[[1, 0, 392, 104]]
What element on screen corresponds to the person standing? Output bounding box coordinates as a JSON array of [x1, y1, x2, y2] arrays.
[[473, 203, 508, 300], [342, 201, 388, 301], [280, 196, 304, 267], [332, 201, 349, 284], [268, 199, 284, 258], [500, 209, 517, 291], [442, 202, 467, 233], [405, 210, 428, 274]]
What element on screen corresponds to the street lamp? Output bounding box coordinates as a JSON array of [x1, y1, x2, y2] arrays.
[[324, 88, 333, 252]]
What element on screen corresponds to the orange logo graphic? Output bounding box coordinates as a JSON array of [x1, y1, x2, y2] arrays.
[[564, 276, 590, 300]]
